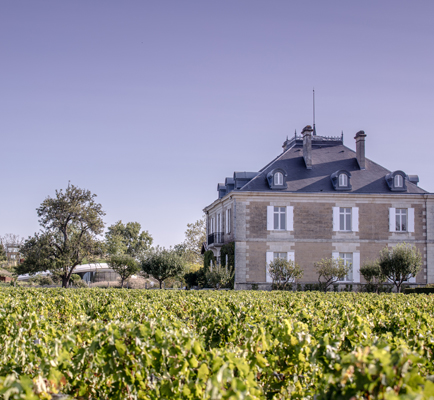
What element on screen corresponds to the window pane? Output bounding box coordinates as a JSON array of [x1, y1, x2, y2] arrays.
[[280, 213, 286, 230], [346, 212, 351, 231], [274, 213, 279, 229], [402, 214, 407, 231], [340, 213, 345, 230], [274, 206, 279, 212], [396, 214, 400, 231]]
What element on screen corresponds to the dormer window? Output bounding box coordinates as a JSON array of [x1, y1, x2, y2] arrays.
[[267, 168, 287, 190], [331, 170, 352, 191], [274, 172, 283, 186], [385, 171, 407, 192], [339, 173, 348, 187], [394, 174, 403, 188]]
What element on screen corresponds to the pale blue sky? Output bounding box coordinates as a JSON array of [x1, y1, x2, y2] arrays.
[[1, 1, 433, 247]]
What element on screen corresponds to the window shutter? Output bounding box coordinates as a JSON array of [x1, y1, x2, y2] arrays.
[[287, 251, 295, 282], [409, 275, 416, 283], [286, 206, 294, 231], [332, 207, 340, 231], [408, 208, 415, 233], [389, 208, 396, 232], [352, 252, 360, 283], [267, 206, 274, 230], [225, 209, 229, 234], [332, 252, 339, 260], [266, 252, 273, 283], [352, 207, 359, 232]]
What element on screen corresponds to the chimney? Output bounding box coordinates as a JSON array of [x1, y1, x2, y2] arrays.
[[354, 130, 367, 170], [302, 125, 313, 169]]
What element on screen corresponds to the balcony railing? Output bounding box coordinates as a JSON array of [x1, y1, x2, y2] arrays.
[[208, 232, 224, 246]]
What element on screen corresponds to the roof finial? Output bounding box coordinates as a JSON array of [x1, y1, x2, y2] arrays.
[[313, 88, 317, 136], [294, 129, 297, 138]]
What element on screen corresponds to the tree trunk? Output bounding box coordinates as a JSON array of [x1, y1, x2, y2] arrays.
[[62, 275, 69, 288], [159, 280, 162, 289], [121, 278, 124, 288]]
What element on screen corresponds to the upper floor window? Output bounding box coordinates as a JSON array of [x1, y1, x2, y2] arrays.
[[389, 207, 414, 233], [385, 171, 407, 192], [395, 208, 407, 232], [274, 172, 283, 186], [331, 170, 352, 191], [267, 169, 287, 189], [394, 174, 403, 188], [333, 207, 359, 232], [225, 208, 231, 234], [339, 207, 352, 231], [267, 205, 294, 231], [339, 174, 348, 187], [274, 207, 286, 230]]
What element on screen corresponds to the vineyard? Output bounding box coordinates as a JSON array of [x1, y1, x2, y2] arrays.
[[1, 288, 434, 399]]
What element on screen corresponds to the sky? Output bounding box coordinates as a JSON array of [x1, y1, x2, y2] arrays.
[[1, 0, 433, 248]]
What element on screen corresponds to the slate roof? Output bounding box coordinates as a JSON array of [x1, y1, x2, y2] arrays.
[[238, 139, 427, 194]]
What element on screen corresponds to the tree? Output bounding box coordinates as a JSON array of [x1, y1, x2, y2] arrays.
[[107, 254, 139, 288], [179, 217, 206, 265], [315, 257, 350, 292], [378, 243, 422, 293], [0, 243, 6, 265], [141, 247, 185, 289], [105, 221, 152, 258], [268, 258, 303, 290], [105, 221, 152, 288], [205, 264, 234, 289], [17, 184, 105, 288], [360, 261, 386, 293]]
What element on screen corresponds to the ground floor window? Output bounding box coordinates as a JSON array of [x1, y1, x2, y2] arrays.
[[339, 252, 353, 281]]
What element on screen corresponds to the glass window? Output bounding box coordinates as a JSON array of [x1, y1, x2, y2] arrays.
[[394, 174, 403, 187], [339, 207, 352, 231], [339, 253, 353, 281], [273, 252, 287, 260], [226, 209, 231, 233], [339, 174, 348, 186], [273, 207, 286, 230], [396, 208, 407, 232], [274, 172, 283, 185]]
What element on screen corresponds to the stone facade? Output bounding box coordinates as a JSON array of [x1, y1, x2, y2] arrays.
[[204, 130, 433, 290]]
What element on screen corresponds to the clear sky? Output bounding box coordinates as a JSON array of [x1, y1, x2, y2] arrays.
[[1, 0, 433, 247]]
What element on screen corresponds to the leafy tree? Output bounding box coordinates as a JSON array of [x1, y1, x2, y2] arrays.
[[17, 184, 105, 288], [184, 268, 207, 289], [105, 221, 152, 287], [378, 243, 422, 293], [205, 264, 234, 289], [220, 242, 235, 268], [0, 243, 6, 265], [107, 254, 139, 288], [315, 257, 350, 292], [179, 217, 206, 265], [141, 247, 185, 289], [268, 258, 303, 290], [105, 221, 152, 258], [360, 261, 386, 293]]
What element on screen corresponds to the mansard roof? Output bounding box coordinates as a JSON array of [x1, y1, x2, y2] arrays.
[[239, 137, 426, 194]]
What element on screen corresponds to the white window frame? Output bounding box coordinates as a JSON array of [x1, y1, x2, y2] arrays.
[[389, 208, 414, 233], [339, 173, 348, 187], [339, 207, 352, 231], [333, 207, 358, 232], [273, 206, 286, 230], [395, 208, 407, 232], [225, 208, 231, 234], [267, 206, 294, 231], [274, 172, 283, 186], [394, 174, 403, 188]]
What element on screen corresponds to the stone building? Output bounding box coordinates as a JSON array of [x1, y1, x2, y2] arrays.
[[203, 126, 434, 289]]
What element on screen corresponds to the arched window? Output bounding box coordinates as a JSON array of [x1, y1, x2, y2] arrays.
[[274, 172, 283, 186], [339, 173, 348, 187], [394, 174, 403, 188]]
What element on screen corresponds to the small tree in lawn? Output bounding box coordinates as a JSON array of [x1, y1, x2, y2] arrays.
[[141, 247, 185, 289], [378, 243, 422, 293], [108, 254, 139, 288], [360, 261, 386, 293], [205, 264, 234, 289], [315, 257, 350, 292], [268, 258, 303, 290]]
